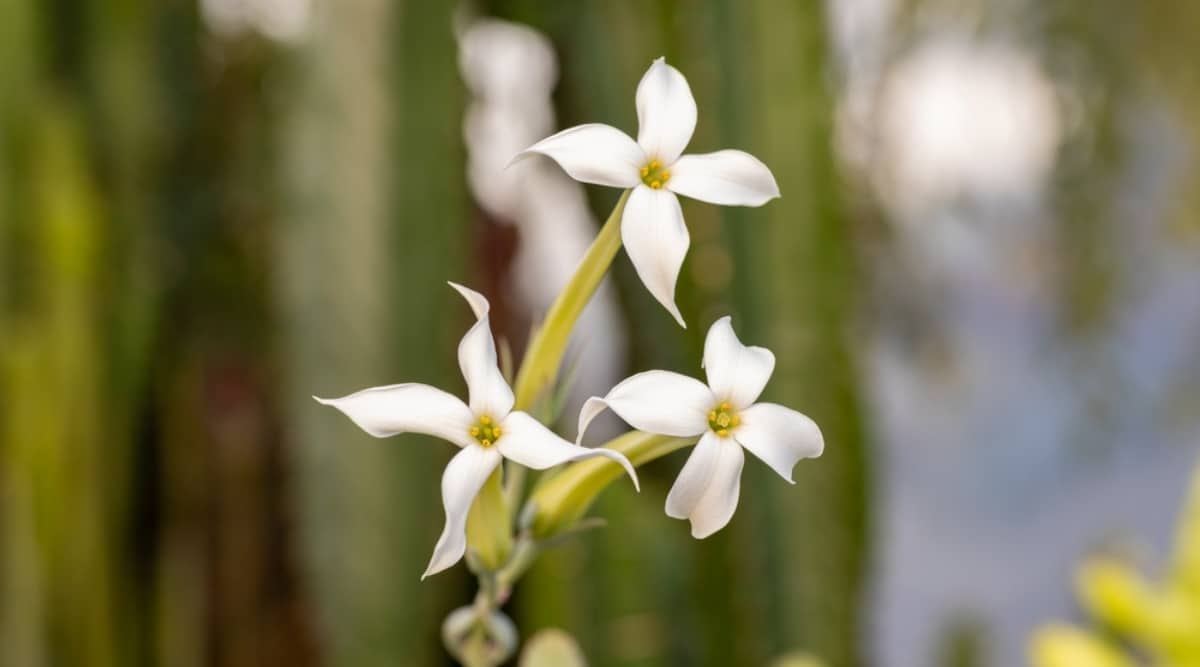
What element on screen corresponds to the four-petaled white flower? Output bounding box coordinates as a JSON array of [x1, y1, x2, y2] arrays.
[[514, 57, 781, 328], [315, 283, 638, 579], [577, 317, 823, 538]]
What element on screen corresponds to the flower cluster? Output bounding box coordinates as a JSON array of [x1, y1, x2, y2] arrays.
[[316, 58, 822, 582]]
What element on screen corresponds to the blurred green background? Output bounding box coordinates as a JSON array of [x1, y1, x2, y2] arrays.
[[1, 0, 1197, 666]]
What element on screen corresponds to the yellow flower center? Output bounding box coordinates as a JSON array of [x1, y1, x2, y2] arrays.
[[468, 415, 502, 448], [639, 159, 671, 190], [707, 402, 741, 438]]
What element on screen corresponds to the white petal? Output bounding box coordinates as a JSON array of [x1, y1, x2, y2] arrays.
[[702, 316, 776, 409], [512, 123, 644, 188], [498, 411, 639, 491], [577, 370, 711, 441], [666, 150, 781, 206], [448, 281, 490, 320], [450, 284, 515, 418], [423, 444, 503, 579], [665, 432, 744, 538], [734, 403, 824, 483], [314, 384, 474, 446], [621, 186, 689, 327], [635, 57, 697, 164]]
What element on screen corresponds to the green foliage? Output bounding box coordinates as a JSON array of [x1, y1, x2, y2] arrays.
[[1030, 465, 1200, 666]]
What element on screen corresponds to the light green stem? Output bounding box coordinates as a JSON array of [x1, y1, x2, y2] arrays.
[[511, 190, 630, 411], [528, 431, 693, 538], [465, 467, 512, 572]]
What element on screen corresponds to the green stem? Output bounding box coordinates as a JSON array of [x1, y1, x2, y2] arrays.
[[465, 467, 513, 572], [511, 190, 630, 411], [527, 431, 693, 538]]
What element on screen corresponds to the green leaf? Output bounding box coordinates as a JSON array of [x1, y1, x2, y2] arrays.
[[527, 431, 692, 538]]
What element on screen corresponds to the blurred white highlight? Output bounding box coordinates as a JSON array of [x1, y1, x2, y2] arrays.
[[874, 40, 1062, 217], [201, 0, 310, 43]]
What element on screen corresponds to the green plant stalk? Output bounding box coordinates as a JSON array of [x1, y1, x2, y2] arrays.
[[464, 191, 629, 570], [528, 431, 693, 538], [511, 190, 630, 411], [465, 467, 513, 572]]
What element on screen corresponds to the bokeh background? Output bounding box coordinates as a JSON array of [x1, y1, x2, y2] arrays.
[[2, 0, 1198, 665]]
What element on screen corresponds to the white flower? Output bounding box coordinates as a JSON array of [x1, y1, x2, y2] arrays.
[[577, 317, 822, 538], [316, 283, 638, 578], [513, 57, 781, 327]]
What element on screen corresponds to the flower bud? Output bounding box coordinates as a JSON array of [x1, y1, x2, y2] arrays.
[[442, 606, 518, 667]]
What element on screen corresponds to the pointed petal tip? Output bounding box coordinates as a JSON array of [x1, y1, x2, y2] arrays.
[[665, 504, 687, 520], [599, 449, 640, 492], [312, 395, 331, 405], [506, 149, 535, 170], [669, 306, 687, 329], [690, 523, 719, 539]]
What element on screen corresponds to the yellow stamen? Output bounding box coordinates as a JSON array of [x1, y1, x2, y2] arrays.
[[480, 415, 492, 425], [480, 439, 491, 448], [469, 426, 480, 437], [640, 159, 672, 189], [707, 401, 741, 437], [491, 427, 502, 438]]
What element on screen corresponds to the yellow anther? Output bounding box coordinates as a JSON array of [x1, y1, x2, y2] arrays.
[[491, 427, 502, 438], [480, 439, 491, 448], [708, 401, 741, 437], [660, 169, 671, 181], [480, 415, 492, 425], [469, 426, 480, 437], [650, 180, 661, 189], [640, 166, 650, 177], [649, 159, 660, 169]]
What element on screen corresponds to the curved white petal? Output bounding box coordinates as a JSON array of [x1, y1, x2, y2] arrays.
[[448, 281, 490, 320], [666, 150, 781, 206], [734, 403, 824, 483], [512, 123, 643, 188], [702, 316, 776, 409], [665, 432, 744, 538], [498, 411, 639, 491], [622, 186, 689, 327], [451, 284, 515, 418], [635, 57, 697, 164], [423, 444, 504, 579], [314, 383, 474, 446], [577, 370, 712, 441]]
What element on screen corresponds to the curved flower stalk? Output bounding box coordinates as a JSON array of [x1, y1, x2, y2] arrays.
[[514, 57, 781, 327], [578, 317, 824, 537], [315, 283, 638, 578]]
